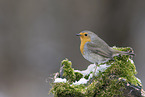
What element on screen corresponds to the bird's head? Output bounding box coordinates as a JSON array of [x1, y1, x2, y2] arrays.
[[76, 30, 98, 42]]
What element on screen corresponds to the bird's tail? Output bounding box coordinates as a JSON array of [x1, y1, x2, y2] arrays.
[[111, 48, 135, 57]]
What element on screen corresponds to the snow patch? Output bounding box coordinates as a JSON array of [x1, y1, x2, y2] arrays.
[[54, 78, 67, 83], [94, 64, 111, 76], [129, 58, 134, 64], [73, 78, 88, 85], [74, 64, 96, 76], [75, 64, 111, 80], [136, 77, 142, 83]]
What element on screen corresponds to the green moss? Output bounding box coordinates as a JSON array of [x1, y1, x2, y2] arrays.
[[74, 72, 83, 81], [84, 74, 90, 79], [61, 59, 83, 83], [109, 47, 139, 85], [50, 47, 142, 97], [50, 82, 86, 97]]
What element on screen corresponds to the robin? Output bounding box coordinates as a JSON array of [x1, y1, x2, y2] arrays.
[[76, 30, 134, 67]]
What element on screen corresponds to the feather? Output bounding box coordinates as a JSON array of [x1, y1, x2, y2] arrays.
[[87, 42, 112, 58]]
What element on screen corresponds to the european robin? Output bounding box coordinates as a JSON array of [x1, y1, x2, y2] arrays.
[[76, 30, 134, 66]]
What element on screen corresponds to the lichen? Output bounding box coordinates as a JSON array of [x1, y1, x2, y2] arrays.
[[49, 47, 143, 97]]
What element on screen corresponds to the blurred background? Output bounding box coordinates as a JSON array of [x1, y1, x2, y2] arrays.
[[0, 0, 145, 97]]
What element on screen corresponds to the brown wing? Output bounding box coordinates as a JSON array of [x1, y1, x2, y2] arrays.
[[87, 42, 113, 58]]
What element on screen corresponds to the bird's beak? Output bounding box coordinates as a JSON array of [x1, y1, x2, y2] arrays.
[[76, 34, 81, 36]]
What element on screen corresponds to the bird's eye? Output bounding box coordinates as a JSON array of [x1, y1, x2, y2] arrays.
[[84, 34, 88, 36]]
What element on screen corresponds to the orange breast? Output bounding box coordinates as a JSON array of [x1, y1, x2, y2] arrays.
[[80, 37, 91, 55]]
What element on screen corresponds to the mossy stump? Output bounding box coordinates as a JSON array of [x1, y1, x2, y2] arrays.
[[49, 47, 144, 97]]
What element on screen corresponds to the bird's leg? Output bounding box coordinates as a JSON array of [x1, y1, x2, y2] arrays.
[[89, 63, 98, 84], [93, 63, 98, 77]]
